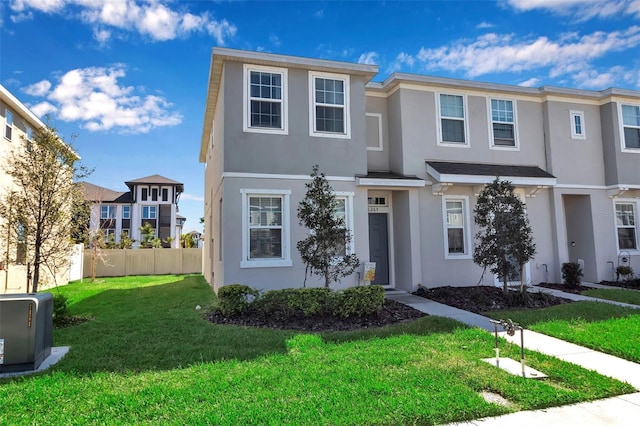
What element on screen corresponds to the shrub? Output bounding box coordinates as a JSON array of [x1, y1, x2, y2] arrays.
[[217, 284, 259, 317], [53, 293, 69, 320], [616, 265, 634, 281], [562, 262, 583, 289], [257, 288, 331, 318], [332, 285, 385, 318]]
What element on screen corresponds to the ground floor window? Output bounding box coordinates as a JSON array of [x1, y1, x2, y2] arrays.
[[615, 202, 637, 250], [241, 189, 292, 268], [442, 195, 471, 259]]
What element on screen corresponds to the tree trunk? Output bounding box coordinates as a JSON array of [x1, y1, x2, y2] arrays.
[[502, 270, 508, 294], [519, 264, 525, 294]]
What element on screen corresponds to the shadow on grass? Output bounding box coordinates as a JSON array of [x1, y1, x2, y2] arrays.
[[43, 275, 462, 377]]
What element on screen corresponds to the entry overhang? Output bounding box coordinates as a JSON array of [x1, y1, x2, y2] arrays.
[[426, 161, 557, 196], [356, 171, 426, 188]]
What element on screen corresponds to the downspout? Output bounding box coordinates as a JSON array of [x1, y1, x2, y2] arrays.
[[4, 203, 10, 293]]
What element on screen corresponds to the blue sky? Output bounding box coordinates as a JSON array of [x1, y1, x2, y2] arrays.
[[2, 0, 640, 232]]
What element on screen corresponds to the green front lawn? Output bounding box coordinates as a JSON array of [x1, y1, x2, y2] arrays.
[[0, 276, 634, 425], [582, 288, 640, 306], [486, 301, 640, 362]]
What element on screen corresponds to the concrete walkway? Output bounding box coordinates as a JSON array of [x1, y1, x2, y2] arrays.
[[529, 283, 640, 309], [386, 289, 640, 425]]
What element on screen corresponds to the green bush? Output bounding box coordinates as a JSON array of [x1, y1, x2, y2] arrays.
[[616, 265, 634, 281], [53, 293, 69, 320], [257, 287, 331, 318], [562, 262, 583, 289], [217, 284, 259, 317], [332, 285, 385, 318]]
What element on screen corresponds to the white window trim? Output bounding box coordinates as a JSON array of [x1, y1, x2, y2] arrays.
[[618, 103, 640, 153], [365, 112, 383, 151], [122, 205, 131, 220], [436, 93, 470, 148], [243, 64, 288, 135], [240, 189, 292, 268], [335, 191, 355, 254], [613, 199, 640, 252], [4, 109, 14, 141], [488, 98, 519, 151], [570, 110, 586, 140], [308, 71, 351, 139], [142, 205, 157, 220], [100, 205, 116, 219], [442, 195, 472, 260]]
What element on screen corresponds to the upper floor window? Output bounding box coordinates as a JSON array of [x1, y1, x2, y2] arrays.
[[101, 205, 116, 219], [142, 205, 157, 220], [621, 104, 640, 150], [309, 71, 351, 139], [26, 125, 33, 141], [490, 99, 517, 148], [615, 202, 637, 250], [122, 205, 130, 219], [438, 94, 467, 146], [5, 109, 14, 140], [152, 188, 158, 201], [162, 188, 169, 202], [243, 64, 288, 134], [570, 110, 586, 140], [142, 188, 148, 201]]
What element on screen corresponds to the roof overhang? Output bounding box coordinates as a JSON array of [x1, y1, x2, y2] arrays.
[[356, 172, 426, 188], [426, 161, 557, 197]]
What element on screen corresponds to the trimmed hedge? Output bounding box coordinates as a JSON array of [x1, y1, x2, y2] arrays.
[[217, 285, 385, 319]]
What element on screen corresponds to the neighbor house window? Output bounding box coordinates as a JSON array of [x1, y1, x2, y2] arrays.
[[142, 206, 157, 219], [570, 110, 586, 140], [443, 196, 470, 259], [490, 99, 517, 147], [152, 188, 158, 201], [122, 205, 130, 219], [162, 188, 169, 202], [4, 109, 14, 140], [615, 202, 637, 250], [241, 189, 291, 268], [243, 64, 288, 134], [142, 188, 148, 201], [621, 104, 640, 150], [309, 71, 350, 138], [100, 205, 116, 219], [438, 94, 467, 145]]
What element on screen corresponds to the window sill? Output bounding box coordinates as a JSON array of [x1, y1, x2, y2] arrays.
[[490, 145, 519, 151], [243, 126, 288, 135], [309, 131, 351, 139], [437, 142, 470, 148], [445, 254, 472, 260], [621, 148, 640, 153], [241, 259, 293, 268]]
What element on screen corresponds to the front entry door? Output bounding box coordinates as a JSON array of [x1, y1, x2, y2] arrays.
[[368, 213, 389, 286]]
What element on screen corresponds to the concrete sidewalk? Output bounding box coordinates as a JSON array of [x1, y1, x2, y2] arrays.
[[530, 283, 640, 309], [386, 290, 640, 425]]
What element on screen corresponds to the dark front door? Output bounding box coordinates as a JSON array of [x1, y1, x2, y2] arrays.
[[368, 213, 389, 286]]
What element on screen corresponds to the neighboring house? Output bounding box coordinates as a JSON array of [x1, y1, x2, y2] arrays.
[[1, 84, 75, 293], [200, 48, 640, 292], [187, 230, 203, 248], [81, 175, 185, 248]]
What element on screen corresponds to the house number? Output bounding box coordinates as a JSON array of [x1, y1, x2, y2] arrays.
[[368, 207, 379, 212]]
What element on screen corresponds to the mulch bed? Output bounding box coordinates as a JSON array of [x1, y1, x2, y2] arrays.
[[598, 280, 640, 290], [207, 299, 426, 332], [413, 285, 573, 314]]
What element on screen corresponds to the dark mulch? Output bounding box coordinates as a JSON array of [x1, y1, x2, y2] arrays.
[[207, 299, 426, 332], [54, 316, 92, 329], [413, 285, 573, 314], [599, 280, 640, 290]]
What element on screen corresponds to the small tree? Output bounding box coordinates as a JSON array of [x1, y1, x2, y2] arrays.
[[139, 223, 155, 248], [118, 231, 134, 249], [297, 165, 359, 287], [0, 125, 89, 292], [181, 233, 195, 248], [473, 178, 536, 293]]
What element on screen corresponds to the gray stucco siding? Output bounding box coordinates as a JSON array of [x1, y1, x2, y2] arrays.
[[222, 62, 368, 177], [365, 95, 390, 171]]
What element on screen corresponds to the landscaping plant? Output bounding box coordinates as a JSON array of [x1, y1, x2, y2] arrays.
[[561, 262, 583, 289]]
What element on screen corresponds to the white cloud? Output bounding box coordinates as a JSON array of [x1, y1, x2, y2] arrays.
[[357, 51, 378, 65], [24, 65, 182, 133], [387, 52, 416, 73], [269, 34, 281, 47], [506, 0, 640, 20], [414, 27, 640, 79], [23, 79, 51, 96], [9, 0, 237, 44], [518, 77, 540, 87], [476, 21, 494, 29], [181, 193, 204, 202]]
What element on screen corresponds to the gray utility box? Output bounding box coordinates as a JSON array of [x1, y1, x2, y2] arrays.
[[0, 293, 53, 372]]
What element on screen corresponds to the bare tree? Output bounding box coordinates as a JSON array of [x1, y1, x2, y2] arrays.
[[0, 125, 89, 292]]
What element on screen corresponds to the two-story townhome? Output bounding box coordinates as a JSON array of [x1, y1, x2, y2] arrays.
[[81, 175, 185, 248], [1, 84, 76, 293], [200, 48, 640, 292]]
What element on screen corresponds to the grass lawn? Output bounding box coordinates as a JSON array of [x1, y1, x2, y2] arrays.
[[0, 276, 634, 425], [582, 288, 640, 306], [486, 301, 640, 363]]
